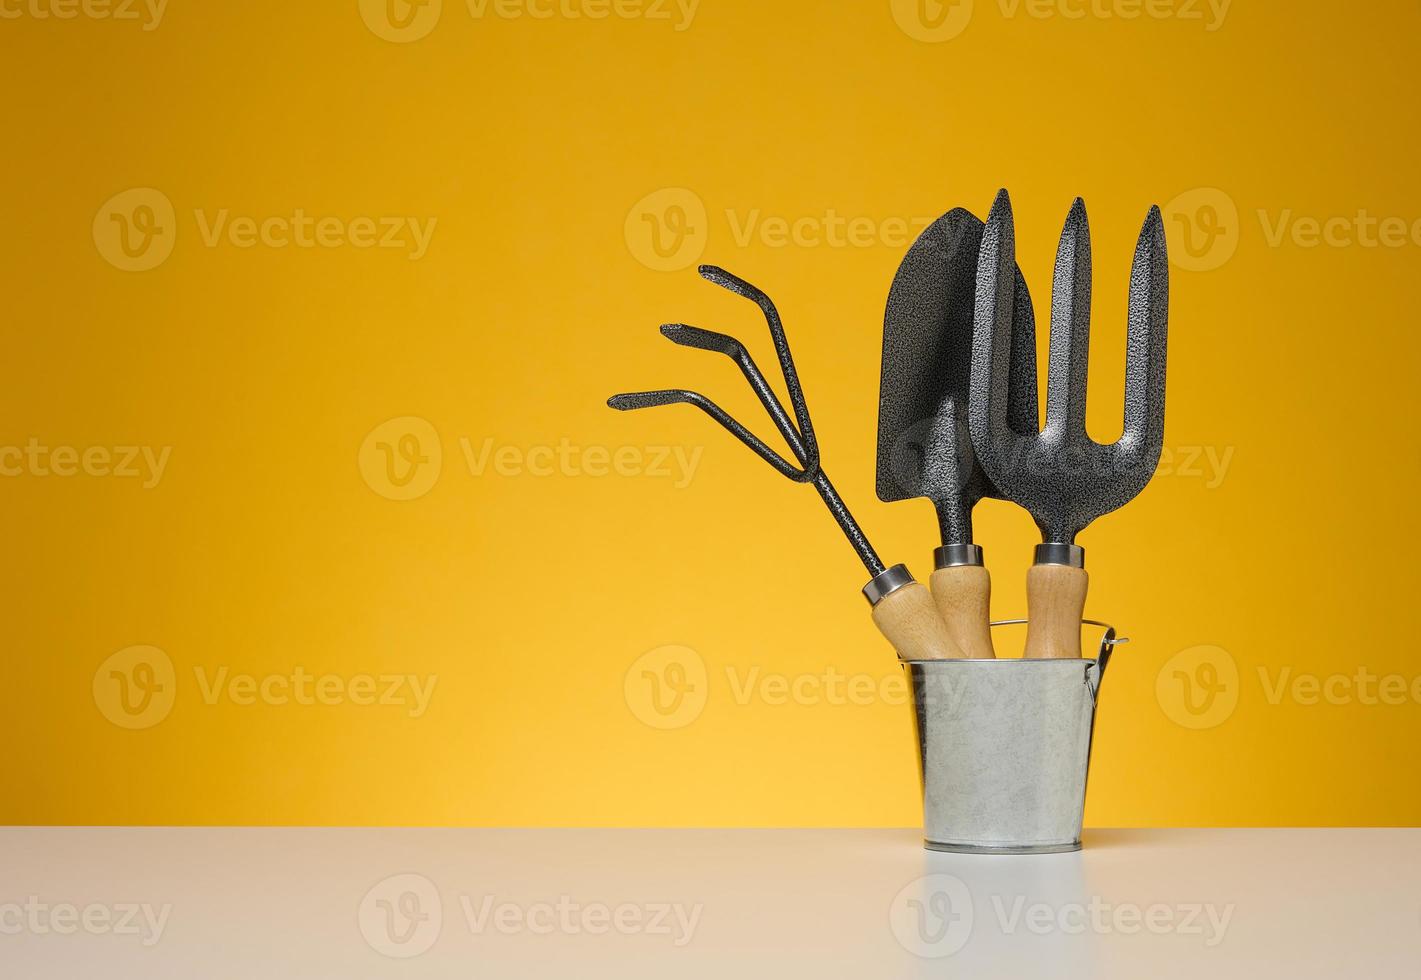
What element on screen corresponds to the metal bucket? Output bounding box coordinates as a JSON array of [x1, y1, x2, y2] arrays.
[[904, 621, 1125, 854]]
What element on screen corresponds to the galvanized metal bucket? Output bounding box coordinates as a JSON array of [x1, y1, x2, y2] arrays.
[[904, 620, 1125, 854]]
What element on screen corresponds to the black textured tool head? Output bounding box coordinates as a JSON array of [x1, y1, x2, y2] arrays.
[[968, 189, 1170, 545], [875, 208, 1038, 546]]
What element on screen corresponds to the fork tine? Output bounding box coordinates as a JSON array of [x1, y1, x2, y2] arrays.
[[698, 264, 817, 459], [1121, 206, 1169, 452], [1045, 198, 1093, 436], [659, 322, 818, 473], [606, 388, 815, 482], [969, 190, 1021, 466], [1006, 267, 1041, 437]]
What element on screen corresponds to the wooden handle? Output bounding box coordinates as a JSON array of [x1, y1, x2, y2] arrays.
[[871, 582, 966, 661], [929, 565, 996, 660], [1024, 564, 1089, 659]]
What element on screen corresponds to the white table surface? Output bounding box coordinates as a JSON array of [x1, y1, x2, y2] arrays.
[[2, 828, 1417, 978]]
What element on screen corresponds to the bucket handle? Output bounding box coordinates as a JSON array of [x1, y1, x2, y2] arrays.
[[989, 619, 1129, 701]]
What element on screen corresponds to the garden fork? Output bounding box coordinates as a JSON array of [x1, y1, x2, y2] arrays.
[[969, 190, 1169, 659]]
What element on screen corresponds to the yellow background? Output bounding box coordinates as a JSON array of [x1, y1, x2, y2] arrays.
[[4, 0, 1418, 826]]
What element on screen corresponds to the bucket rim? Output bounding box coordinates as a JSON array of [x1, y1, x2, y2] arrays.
[[900, 657, 1106, 665]]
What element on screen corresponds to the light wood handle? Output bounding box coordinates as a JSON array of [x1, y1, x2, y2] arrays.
[[929, 565, 996, 660], [871, 582, 966, 661], [1024, 563, 1089, 659]]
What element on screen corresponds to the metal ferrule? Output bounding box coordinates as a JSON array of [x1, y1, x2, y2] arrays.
[[934, 544, 984, 569], [862, 564, 916, 606], [1034, 543, 1085, 568]]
